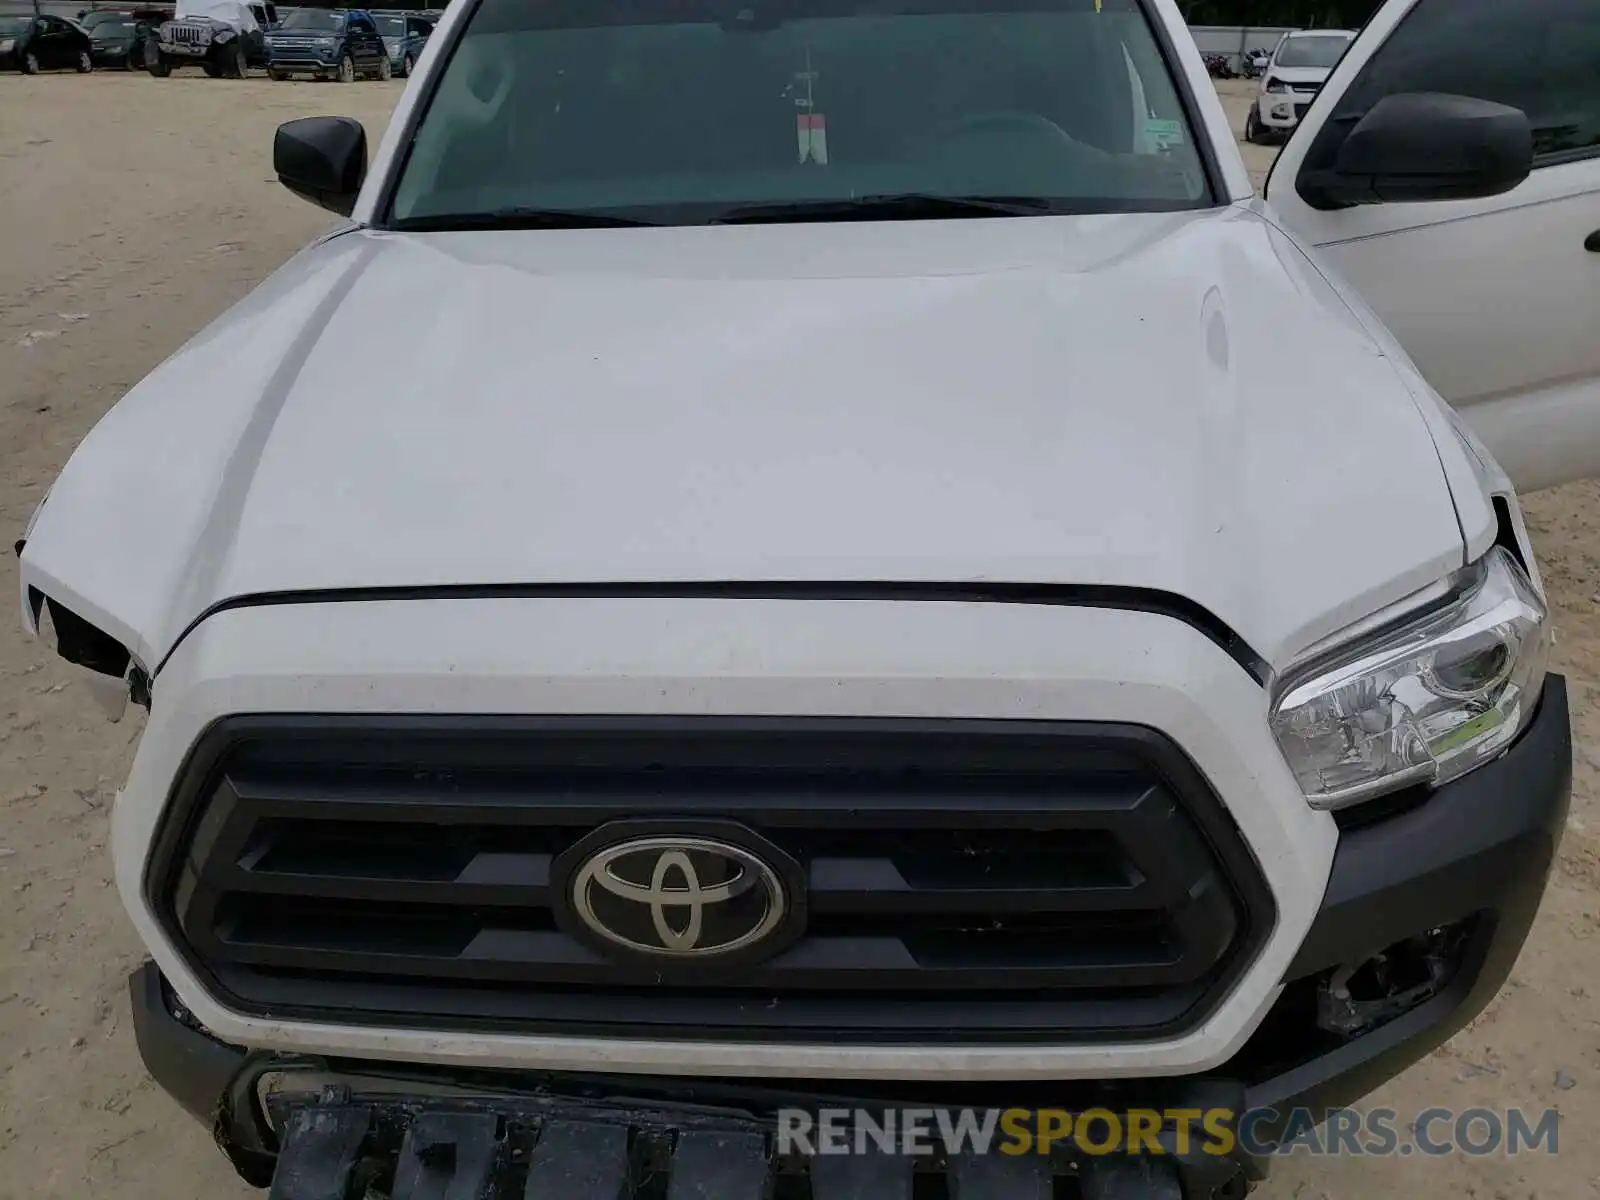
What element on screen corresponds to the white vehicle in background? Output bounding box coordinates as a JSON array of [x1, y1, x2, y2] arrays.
[[1245, 28, 1356, 143], [17, 0, 1600, 1194]]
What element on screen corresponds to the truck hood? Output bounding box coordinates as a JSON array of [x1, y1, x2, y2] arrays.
[[22, 207, 1469, 675]]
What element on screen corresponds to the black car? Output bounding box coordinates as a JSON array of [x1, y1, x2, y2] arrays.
[[82, 9, 165, 70], [264, 7, 388, 82], [0, 14, 95, 74]]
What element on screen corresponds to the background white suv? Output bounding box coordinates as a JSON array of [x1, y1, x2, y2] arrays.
[[1246, 28, 1356, 143]]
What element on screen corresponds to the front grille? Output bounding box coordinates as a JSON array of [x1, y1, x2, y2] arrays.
[[152, 717, 1274, 1042], [169, 22, 210, 43]]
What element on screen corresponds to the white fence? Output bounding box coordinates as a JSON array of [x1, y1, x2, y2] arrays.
[[1188, 25, 1299, 71]]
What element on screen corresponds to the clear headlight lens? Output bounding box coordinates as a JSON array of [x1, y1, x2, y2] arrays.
[[1264, 77, 1288, 93], [1269, 547, 1547, 810]]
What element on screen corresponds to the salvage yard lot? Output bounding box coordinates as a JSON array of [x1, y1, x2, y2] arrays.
[[0, 72, 1597, 1199]]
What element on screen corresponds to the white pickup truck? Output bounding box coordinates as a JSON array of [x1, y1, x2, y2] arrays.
[[17, 0, 1598, 1195]]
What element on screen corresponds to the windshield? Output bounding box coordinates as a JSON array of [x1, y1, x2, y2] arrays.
[[377, 14, 405, 34], [389, 0, 1210, 228], [280, 8, 340, 30], [90, 17, 135, 33], [0, 15, 30, 34], [1273, 34, 1350, 69]]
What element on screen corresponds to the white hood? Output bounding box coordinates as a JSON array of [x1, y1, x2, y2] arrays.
[[174, 0, 257, 30], [20, 208, 1470, 675]]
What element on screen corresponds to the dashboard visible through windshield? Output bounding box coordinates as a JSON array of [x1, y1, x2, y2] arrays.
[[386, 0, 1212, 228]]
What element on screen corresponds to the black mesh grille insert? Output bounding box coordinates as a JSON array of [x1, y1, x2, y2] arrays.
[[150, 716, 1275, 1043]]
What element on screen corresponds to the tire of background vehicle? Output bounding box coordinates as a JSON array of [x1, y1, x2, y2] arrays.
[[399, 52, 412, 77], [77, 48, 93, 72], [231, 43, 247, 77], [267, 67, 285, 80], [375, 53, 390, 80], [22, 51, 39, 74], [148, 59, 170, 76], [1244, 108, 1259, 144], [336, 52, 353, 82], [202, 60, 220, 76], [123, 50, 138, 70]]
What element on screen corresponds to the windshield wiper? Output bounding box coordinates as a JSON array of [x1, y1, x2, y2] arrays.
[[390, 208, 661, 232], [711, 193, 1056, 224]]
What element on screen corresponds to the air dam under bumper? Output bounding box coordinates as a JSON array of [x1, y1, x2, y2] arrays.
[[127, 676, 1571, 1197]]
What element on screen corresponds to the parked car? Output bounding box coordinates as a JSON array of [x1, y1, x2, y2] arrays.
[[264, 6, 389, 81], [1245, 28, 1357, 144], [371, 8, 430, 77], [0, 14, 94, 73], [146, 0, 274, 76], [18, 0, 1600, 1194], [83, 10, 164, 69]]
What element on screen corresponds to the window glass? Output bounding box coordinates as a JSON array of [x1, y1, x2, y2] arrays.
[[1272, 33, 1350, 70], [280, 8, 339, 30], [388, 0, 1211, 226], [1311, 0, 1600, 165]]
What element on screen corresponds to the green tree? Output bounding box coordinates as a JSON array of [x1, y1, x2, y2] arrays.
[[1180, 0, 1381, 25]]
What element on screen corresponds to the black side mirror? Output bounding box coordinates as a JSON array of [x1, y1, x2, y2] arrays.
[[274, 116, 367, 217], [1300, 92, 1532, 210]]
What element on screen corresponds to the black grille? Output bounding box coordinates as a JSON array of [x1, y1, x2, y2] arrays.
[[151, 717, 1275, 1042]]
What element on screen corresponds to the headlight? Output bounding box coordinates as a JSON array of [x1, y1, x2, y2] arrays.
[[315, 35, 334, 45], [1269, 547, 1547, 810], [1264, 77, 1288, 93], [0, 38, 15, 51]]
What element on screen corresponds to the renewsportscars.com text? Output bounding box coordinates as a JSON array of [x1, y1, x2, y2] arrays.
[[776, 1107, 1561, 1159]]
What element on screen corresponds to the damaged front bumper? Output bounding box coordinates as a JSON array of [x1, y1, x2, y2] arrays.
[[134, 1007, 1243, 1199], [127, 677, 1572, 1197]]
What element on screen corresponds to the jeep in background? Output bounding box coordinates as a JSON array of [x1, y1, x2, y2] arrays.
[[146, 0, 274, 77], [265, 7, 388, 82]]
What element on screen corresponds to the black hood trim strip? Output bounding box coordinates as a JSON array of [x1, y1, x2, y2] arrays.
[[151, 582, 1270, 685]]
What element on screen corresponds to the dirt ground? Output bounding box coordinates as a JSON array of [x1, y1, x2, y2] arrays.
[[0, 71, 1596, 1200]]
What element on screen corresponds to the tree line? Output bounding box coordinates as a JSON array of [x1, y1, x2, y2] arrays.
[[1178, 0, 1381, 25]]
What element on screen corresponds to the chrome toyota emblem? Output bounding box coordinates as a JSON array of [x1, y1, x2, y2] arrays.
[[568, 835, 790, 960]]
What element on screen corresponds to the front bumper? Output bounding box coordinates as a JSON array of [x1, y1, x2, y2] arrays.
[[265, 46, 338, 71], [127, 675, 1571, 1193], [1256, 94, 1316, 129]]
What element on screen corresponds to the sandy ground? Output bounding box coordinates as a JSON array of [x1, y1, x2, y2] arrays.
[[0, 71, 1596, 1200]]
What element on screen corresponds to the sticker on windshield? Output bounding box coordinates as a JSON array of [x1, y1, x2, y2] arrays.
[[1143, 118, 1184, 150], [798, 113, 829, 164]]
